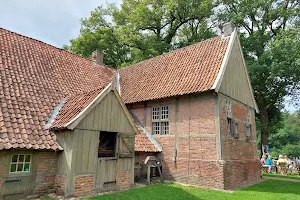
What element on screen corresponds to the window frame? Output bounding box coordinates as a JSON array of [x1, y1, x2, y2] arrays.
[[245, 123, 252, 139], [152, 105, 170, 135], [98, 131, 117, 158], [9, 154, 32, 174], [233, 121, 239, 139]]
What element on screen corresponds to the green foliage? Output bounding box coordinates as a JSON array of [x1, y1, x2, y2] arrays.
[[84, 181, 300, 200], [215, 0, 300, 145], [64, 0, 215, 67], [269, 110, 300, 158], [65, 0, 300, 147]]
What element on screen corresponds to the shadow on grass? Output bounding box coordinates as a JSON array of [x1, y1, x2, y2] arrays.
[[84, 181, 300, 200], [240, 180, 300, 195], [84, 183, 202, 200]]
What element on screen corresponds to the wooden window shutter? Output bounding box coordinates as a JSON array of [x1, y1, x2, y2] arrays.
[[118, 134, 134, 158], [233, 121, 239, 139]]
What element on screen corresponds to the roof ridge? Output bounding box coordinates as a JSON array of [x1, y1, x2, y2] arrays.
[[0, 26, 115, 70], [119, 35, 225, 71]]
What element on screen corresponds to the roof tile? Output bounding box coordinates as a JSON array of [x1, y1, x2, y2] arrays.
[[119, 36, 229, 104], [0, 27, 115, 150]]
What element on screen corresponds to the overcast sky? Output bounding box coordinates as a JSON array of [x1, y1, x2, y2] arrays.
[[0, 0, 298, 112], [0, 0, 121, 47]]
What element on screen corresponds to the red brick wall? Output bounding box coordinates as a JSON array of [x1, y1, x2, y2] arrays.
[[34, 151, 58, 194], [219, 94, 260, 189], [129, 93, 224, 188], [74, 175, 94, 196], [130, 93, 260, 190], [55, 175, 66, 195], [116, 171, 131, 189]]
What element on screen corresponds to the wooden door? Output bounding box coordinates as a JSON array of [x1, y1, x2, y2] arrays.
[[95, 158, 117, 190]]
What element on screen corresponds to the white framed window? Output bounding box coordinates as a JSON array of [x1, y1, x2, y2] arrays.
[[10, 154, 31, 173], [152, 105, 169, 135], [226, 100, 232, 118], [247, 108, 251, 123]]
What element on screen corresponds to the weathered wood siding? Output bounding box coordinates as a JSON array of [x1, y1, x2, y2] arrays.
[[56, 90, 135, 195], [76, 91, 135, 134], [219, 36, 255, 109], [0, 150, 38, 199]]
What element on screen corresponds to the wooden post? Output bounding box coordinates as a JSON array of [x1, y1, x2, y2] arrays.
[[156, 164, 164, 183], [147, 165, 151, 184]]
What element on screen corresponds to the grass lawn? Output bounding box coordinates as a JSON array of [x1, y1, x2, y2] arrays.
[[83, 180, 300, 200], [263, 173, 300, 180]]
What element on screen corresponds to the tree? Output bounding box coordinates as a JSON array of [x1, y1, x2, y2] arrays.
[[269, 110, 300, 149], [63, 3, 130, 67], [215, 0, 300, 147], [64, 0, 215, 67]]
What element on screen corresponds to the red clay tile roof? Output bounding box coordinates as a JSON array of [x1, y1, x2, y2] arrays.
[[0, 27, 115, 150], [135, 126, 161, 152], [119, 36, 229, 104], [135, 134, 161, 152], [50, 87, 105, 129]]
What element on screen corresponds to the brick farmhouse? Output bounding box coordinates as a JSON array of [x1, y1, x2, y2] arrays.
[[0, 23, 260, 199]]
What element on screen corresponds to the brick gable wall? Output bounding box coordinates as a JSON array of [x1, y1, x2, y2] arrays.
[[129, 92, 225, 188], [219, 94, 260, 189], [130, 92, 260, 190]]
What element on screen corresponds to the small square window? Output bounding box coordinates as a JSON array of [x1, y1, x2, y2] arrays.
[[226, 101, 232, 118], [152, 105, 170, 135], [10, 154, 31, 173], [98, 131, 117, 158]]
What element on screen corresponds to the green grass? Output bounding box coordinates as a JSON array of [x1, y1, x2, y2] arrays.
[[40, 196, 56, 200], [83, 180, 300, 200], [263, 173, 300, 180]]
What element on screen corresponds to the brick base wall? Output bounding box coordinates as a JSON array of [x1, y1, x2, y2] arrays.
[[116, 171, 131, 189], [55, 175, 67, 195], [34, 152, 58, 194], [74, 175, 94, 196], [160, 156, 225, 189], [223, 159, 261, 190]]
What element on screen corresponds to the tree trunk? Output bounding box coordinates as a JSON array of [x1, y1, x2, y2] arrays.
[[258, 93, 269, 154]]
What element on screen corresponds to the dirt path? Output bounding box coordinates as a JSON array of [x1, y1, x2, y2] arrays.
[[263, 176, 300, 182]]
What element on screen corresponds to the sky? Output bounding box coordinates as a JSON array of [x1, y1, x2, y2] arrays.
[[0, 0, 298, 113], [0, 0, 121, 47]]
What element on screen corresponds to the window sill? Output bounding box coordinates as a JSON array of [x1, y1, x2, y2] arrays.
[[98, 157, 117, 161], [7, 172, 32, 177], [152, 134, 173, 137]]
